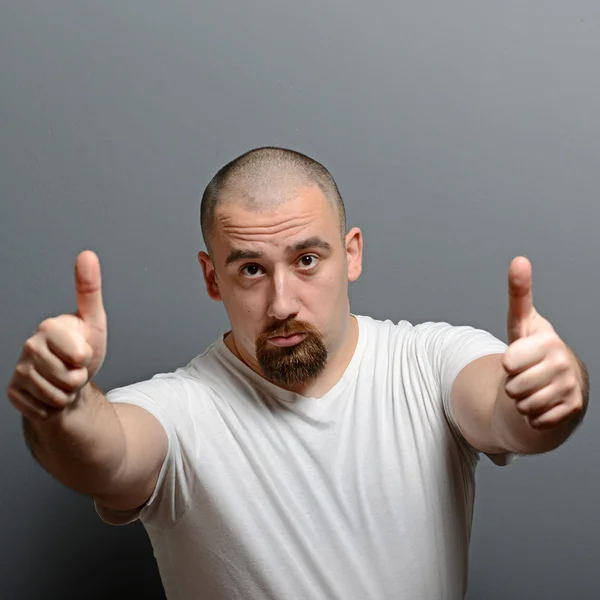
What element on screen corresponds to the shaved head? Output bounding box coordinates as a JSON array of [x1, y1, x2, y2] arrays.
[[200, 147, 346, 252]]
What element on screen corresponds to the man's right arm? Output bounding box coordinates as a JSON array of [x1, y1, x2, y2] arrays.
[[7, 250, 167, 514], [22, 382, 167, 512]]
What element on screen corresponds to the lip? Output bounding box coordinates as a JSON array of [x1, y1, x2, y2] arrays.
[[266, 333, 307, 347]]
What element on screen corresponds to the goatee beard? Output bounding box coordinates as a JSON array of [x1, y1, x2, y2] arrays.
[[255, 319, 327, 388]]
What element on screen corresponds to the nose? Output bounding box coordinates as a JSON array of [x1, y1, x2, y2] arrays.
[[267, 267, 300, 321]]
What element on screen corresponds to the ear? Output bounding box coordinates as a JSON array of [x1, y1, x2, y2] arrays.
[[198, 251, 223, 302], [345, 227, 363, 283]]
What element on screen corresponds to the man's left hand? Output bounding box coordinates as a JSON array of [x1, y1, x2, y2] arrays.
[[501, 256, 584, 431]]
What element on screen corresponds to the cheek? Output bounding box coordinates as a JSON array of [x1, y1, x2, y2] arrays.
[[323, 269, 347, 299], [304, 274, 345, 316], [225, 287, 266, 323]]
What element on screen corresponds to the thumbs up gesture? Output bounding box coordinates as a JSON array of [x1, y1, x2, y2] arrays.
[[502, 257, 584, 430], [7, 251, 108, 421]]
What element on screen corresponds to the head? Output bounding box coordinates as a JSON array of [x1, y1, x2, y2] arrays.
[[198, 147, 362, 389]]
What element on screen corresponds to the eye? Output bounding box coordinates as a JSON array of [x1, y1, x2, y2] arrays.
[[241, 264, 264, 278], [298, 254, 318, 269]]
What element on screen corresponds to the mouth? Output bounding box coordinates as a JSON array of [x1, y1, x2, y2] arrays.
[[266, 332, 308, 347]]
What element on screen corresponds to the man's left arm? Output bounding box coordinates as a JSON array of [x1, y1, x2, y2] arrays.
[[450, 257, 589, 456]]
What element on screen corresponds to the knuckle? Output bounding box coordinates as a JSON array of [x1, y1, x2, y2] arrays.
[[541, 331, 559, 346], [502, 354, 514, 372], [553, 353, 571, 372], [572, 402, 583, 415], [69, 346, 87, 365], [15, 362, 33, 378], [563, 376, 578, 395], [507, 373, 530, 398], [38, 317, 57, 333], [23, 336, 39, 355], [6, 385, 18, 402], [46, 388, 67, 408], [65, 333, 88, 364], [528, 419, 545, 431], [516, 393, 541, 414], [64, 369, 88, 391], [515, 402, 530, 415], [25, 376, 57, 407], [49, 378, 69, 402], [7, 394, 22, 412], [6, 389, 29, 415], [521, 401, 538, 415], [528, 413, 552, 430]]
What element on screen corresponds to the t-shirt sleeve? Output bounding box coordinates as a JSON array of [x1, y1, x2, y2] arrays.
[[94, 372, 200, 529], [417, 321, 516, 466]]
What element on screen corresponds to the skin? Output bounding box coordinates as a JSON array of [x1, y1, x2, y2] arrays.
[[199, 184, 587, 452], [6, 181, 588, 520], [451, 256, 588, 455], [198, 185, 363, 398]]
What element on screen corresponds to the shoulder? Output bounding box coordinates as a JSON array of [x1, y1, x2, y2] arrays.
[[356, 314, 506, 358], [105, 341, 227, 409], [355, 313, 456, 345], [354, 314, 413, 341]]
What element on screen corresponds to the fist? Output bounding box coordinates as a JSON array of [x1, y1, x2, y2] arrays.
[[6, 251, 107, 421]]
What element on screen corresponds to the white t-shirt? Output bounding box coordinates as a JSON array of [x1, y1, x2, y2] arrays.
[[96, 315, 510, 600]]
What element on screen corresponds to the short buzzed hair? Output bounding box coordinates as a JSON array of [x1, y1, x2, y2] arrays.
[[200, 147, 346, 252]]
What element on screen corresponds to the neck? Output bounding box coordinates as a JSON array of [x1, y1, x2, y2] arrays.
[[224, 314, 359, 398]]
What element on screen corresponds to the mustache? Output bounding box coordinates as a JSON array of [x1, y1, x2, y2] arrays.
[[260, 319, 321, 339]]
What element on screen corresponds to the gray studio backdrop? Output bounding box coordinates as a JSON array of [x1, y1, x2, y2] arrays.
[[1, 1, 598, 599]]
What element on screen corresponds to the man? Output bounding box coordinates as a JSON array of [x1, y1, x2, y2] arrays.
[[7, 147, 588, 599]]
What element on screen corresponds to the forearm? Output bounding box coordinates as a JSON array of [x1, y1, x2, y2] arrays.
[[492, 350, 589, 455], [23, 381, 127, 497]]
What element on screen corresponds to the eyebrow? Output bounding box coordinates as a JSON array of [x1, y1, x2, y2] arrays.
[[224, 249, 262, 266], [224, 236, 333, 266], [289, 236, 333, 254]]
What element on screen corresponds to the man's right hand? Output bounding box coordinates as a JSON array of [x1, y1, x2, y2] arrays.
[[7, 251, 108, 421]]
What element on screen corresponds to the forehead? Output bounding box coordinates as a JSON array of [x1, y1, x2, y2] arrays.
[[212, 186, 339, 251]]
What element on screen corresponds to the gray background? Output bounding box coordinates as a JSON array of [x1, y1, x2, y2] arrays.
[[1, 1, 598, 598]]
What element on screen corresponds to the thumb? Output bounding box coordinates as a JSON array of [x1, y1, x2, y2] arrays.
[[74, 250, 106, 329], [506, 256, 534, 343]]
